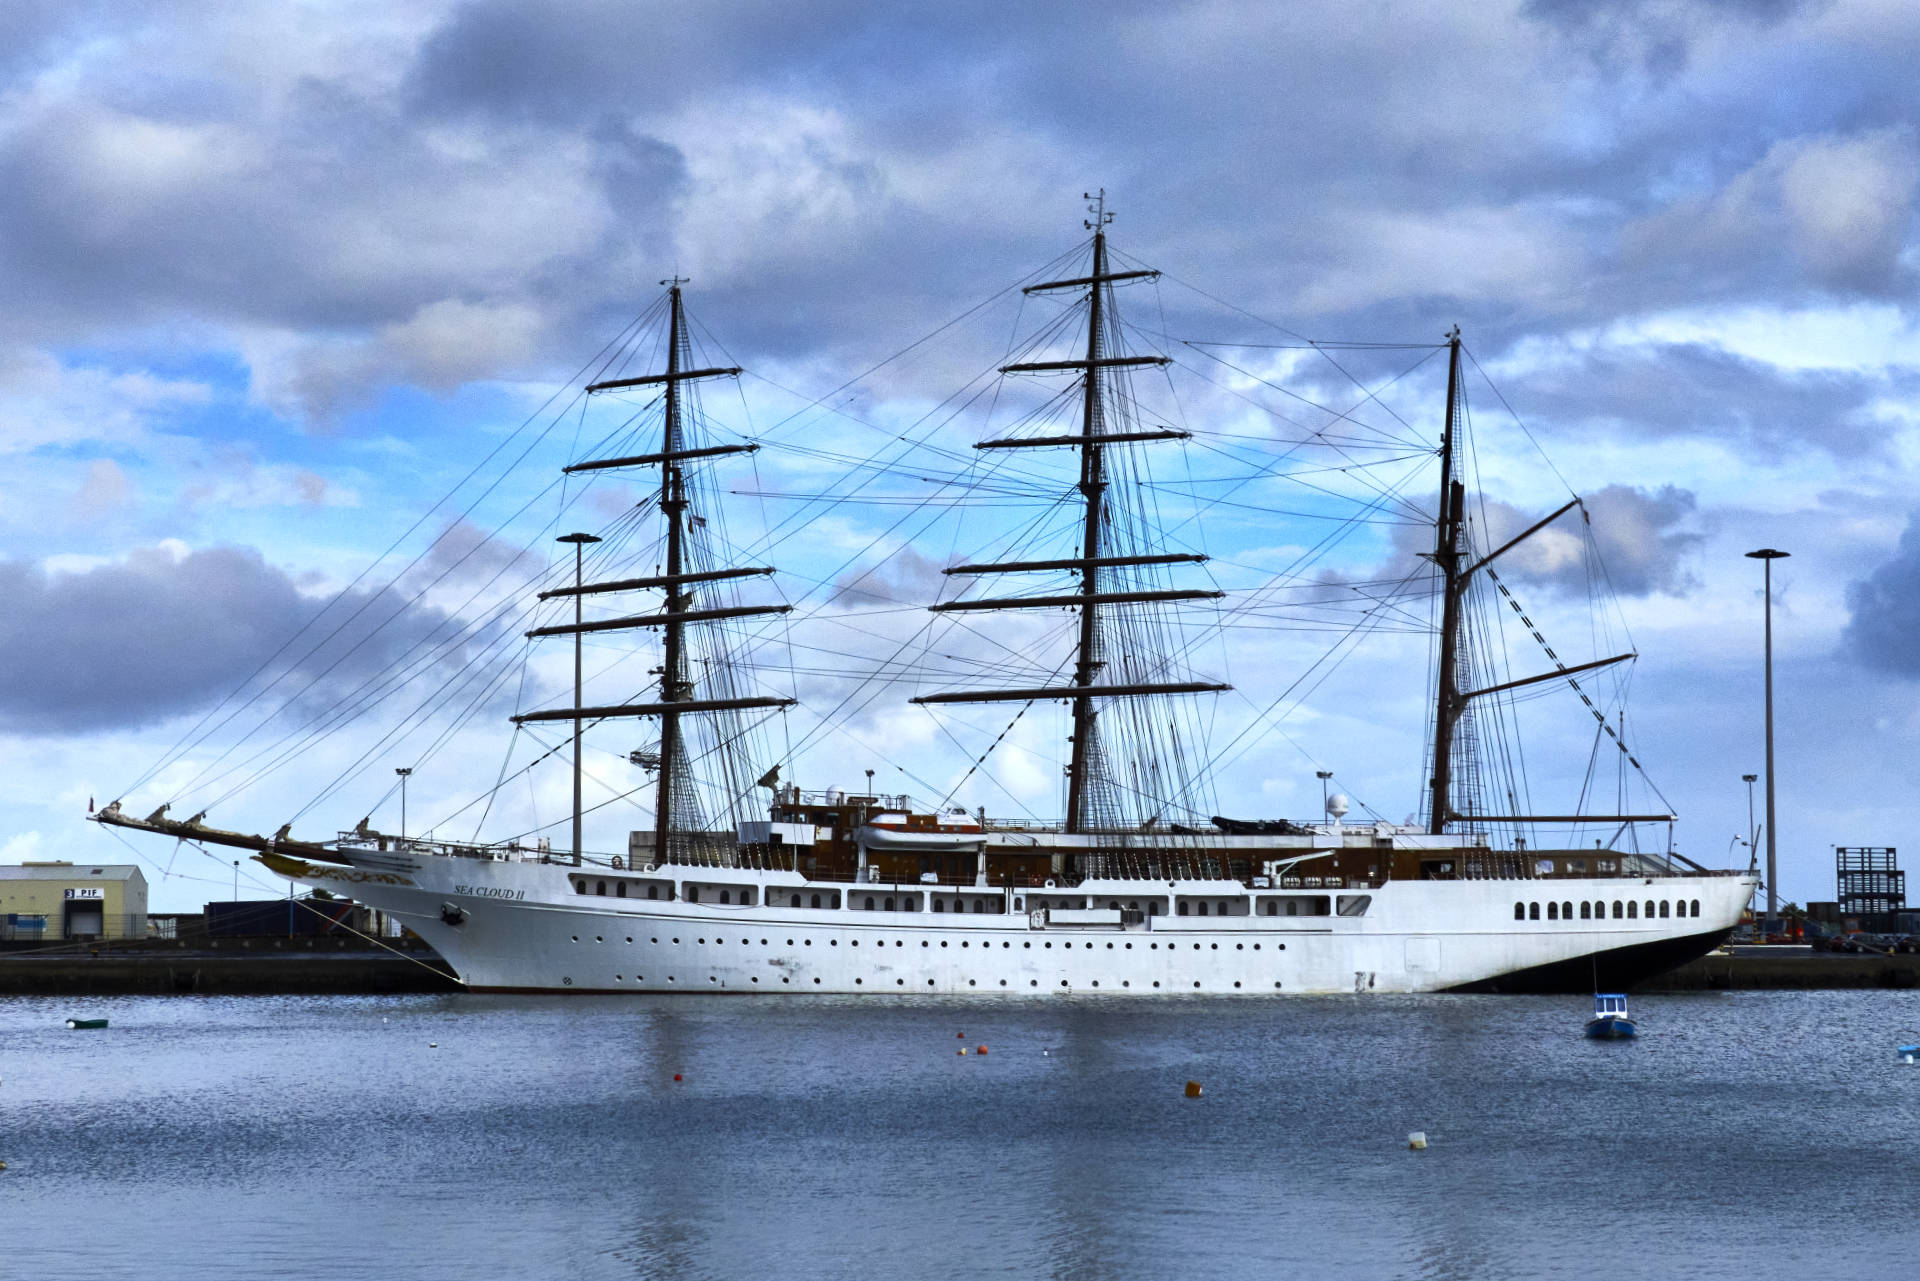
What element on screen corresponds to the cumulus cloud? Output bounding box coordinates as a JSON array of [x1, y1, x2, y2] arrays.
[[1480, 484, 1704, 596], [1844, 512, 1920, 675], [0, 542, 496, 735]]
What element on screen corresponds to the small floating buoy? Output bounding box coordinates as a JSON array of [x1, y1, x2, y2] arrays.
[[1408, 1131, 1428, 1150], [65, 1018, 108, 1030], [673, 1073, 683, 1082], [428, 1042, 438, 1048], [958, 1048, 968, 1056], [976, 1045, 989, 1055], [957, 1032, 965, 1039], [1184, 1081, 1202, 1098]]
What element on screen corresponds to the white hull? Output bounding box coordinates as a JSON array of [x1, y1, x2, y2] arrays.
[[279, 853, 1754, 995]]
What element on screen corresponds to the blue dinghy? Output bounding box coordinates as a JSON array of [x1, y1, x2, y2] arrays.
[[1585, 993, 1637, 1039]]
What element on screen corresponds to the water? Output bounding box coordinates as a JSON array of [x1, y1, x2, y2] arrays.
[[4, 990, 1917, 1279]]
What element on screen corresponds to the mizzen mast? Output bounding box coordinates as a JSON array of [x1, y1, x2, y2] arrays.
[[515, 280, 794, 863], [913, 194, 1228, 833], [1427, 328, 1465, 835]]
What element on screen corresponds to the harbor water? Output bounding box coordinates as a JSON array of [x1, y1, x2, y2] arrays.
[[4, 990, 1917, 1279]]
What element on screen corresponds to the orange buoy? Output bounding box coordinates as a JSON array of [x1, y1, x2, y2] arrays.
[[976, 1045, 989, 1055], [673, 1073, 683, 1081], [957, 1032, 965, 1038], [1184, 1080, 1202, 1098]]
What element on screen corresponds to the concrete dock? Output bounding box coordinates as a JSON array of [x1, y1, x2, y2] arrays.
[[1, 941, 1913, 996]]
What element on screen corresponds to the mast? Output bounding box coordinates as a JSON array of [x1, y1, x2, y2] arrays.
[[1428, 329, 1465, 835], [1064, 210, 1112, 835], [558, 531, 601, 865], [656, 282, 690, 866], [515, 280, 794, 865], [912, 194, 1229, 834]]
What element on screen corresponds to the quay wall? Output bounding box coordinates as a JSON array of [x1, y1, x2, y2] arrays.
[[0, 945, 1910, 996]]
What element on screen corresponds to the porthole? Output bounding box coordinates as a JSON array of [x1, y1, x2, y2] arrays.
[[1153, 981, 1160, 988], [626, 937, 633, 943], [897, 979, 904, 986], [1193, 982, 1201, 989], [1233, 981, 1241, 989], [928, 979, 935, 986], [922, 941, 929, 948], [1125, 943, 1132, 950], [1252, 944, 1260, 951], [830, 939, 838, 946], [571, 935, 579, 942], [698, 938, 706, 944], [1030, 980, 1039, 987], [855, 978, 862, 984], [1023, 942, 1031, 949], [1091, 981, 1099, 987], [999, 979, 1007, 986], [782, 977, 790, 984], [596, 936, 603, 942], [941, 941, 948, 948], [1045, 942, 1052, 949], [751, 977, 758, 983], [814, 978, 821, 984], [962, 941, 969, 948], [850, 940, 857, 947], [804, 939, 812, 946], [1235, 943, 1242, 950], [968, 980, 976, 987], [1107, 942, 1113, 949], [1060, 980, 1068, 987], [1122, 980, 1130, 987]]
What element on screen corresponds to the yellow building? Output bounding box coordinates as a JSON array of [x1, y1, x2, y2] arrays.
[[0, 861, 149, 941]]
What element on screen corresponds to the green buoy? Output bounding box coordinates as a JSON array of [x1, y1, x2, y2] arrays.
[[65, 1018, 108, 1030]]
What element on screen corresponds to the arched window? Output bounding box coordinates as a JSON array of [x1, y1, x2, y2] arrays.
[[1645, 900, 1655, 919], [648, 885, 659, 900], [1691, 899, 1701, 917], [1269, 901, 1280, 917], [1128, 901, 1139, 912], [1659, 900, 1670, 918], [1548, 902, 1559, 920], [1197, 902, 1209, 917], [864, 896, 875, 911], [934, 898, 945, 913], [1515, 902, 1526, 920], [1580, 901, 1591, 919], [810, 894, 821, 909], [974, 900, 985, 913], [573, 879, 585, 895], [596, 880, 606, 896], [1529, 903, 1540, 920], [1612, 901, 1622, 918], [1178, 901, 1190, 916], [790, 894, 801, 908], [885, 897, 895, 911], [1110, 900, 1121, 910], [616, 882, 627, 898], [1563, 902, 1573, 921], [1627, 901, 1637, 919], [1286, 900, 1299, 917], [720, 890, 731, 905], [688, 887, 699, 903]]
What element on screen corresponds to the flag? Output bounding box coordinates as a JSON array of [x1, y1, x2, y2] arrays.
[[690, 514, 707, 528]]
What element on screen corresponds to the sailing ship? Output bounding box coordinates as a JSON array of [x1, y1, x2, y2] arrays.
[[95, 201, 1756, 994]]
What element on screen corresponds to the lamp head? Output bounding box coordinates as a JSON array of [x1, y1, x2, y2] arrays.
[[1744, 548, 1789, 560], [557, 532, 602, 545]]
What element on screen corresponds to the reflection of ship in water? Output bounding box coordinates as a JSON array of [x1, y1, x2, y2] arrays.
[[97, 199, 1754, 994]]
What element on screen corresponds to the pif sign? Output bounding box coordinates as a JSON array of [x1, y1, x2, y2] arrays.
[[63, 887, 105, 900]]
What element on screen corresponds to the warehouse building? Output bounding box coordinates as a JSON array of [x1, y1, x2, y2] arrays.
[[0, 862, 149, 941]]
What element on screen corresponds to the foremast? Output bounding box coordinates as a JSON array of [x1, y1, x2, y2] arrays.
[[913, 196, 1228, 834], [516, 280, 795, 863], [1428, 330, 1466, 835]]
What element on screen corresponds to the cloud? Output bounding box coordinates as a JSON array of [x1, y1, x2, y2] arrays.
[[0, 542, 492, 735], [1482, 484, 1704, 596], [1844, 512, 1920, 675]]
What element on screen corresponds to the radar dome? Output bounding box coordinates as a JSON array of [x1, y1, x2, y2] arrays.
[[1325, 792, 1350, 819]]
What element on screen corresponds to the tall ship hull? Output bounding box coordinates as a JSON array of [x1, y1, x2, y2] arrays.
[[254, 844, 1749, 996]]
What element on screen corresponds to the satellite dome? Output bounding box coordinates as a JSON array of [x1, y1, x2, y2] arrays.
[[1325, 792, 1350, 818]]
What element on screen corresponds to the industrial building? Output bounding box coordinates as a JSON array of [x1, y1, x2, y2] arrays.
[[0, 862, 149, 941]]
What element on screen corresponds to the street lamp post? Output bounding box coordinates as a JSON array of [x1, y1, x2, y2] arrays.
[[1316, 770, 1333, 821], [557, 533, 602, 867], [395, 767, 413, 842], [1741, 773, 1758, 856], [1745, 548, 1789, 921]]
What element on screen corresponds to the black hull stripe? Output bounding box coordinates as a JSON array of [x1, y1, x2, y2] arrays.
[[1444, 926, 1735, 994]]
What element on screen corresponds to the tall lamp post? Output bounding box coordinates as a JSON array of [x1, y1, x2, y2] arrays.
[[1741, 773, 1758, 856], [557, 533, 602, 867], [395, 766, 413, 842], [1746, 548, 1789, 921], [1317, 770, 1333, 819]]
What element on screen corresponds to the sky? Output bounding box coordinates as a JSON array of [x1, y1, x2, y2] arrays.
[[4, 0, 1919, 914]]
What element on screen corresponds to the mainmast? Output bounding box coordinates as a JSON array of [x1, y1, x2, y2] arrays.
[[515, 280, 794, 864], [913, 194, 1228, 834], [1428, 329, 1465, 835]]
